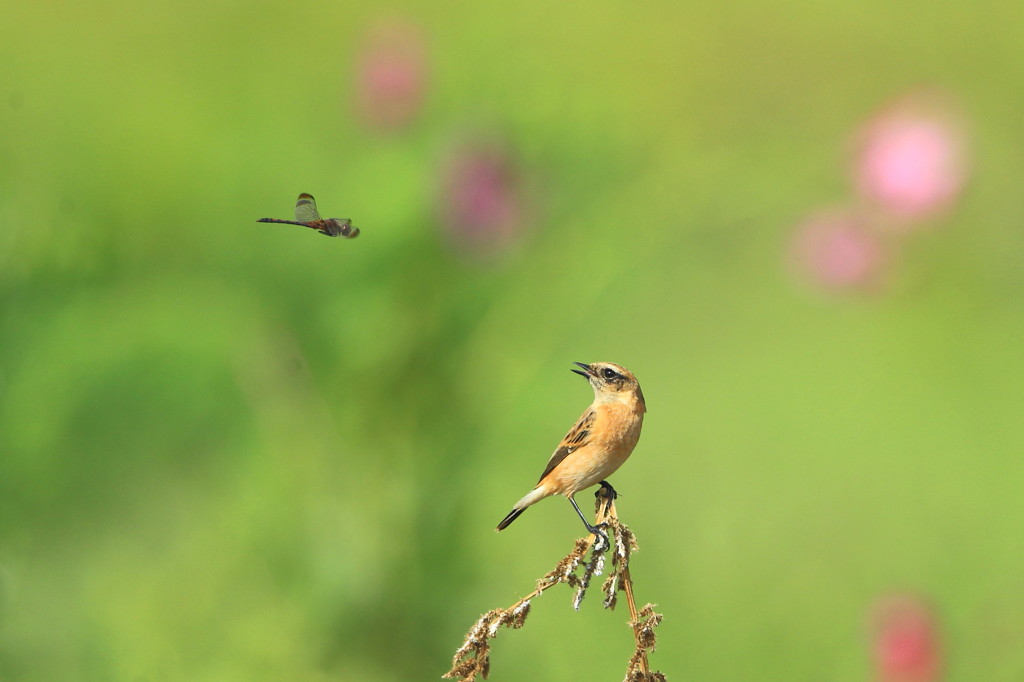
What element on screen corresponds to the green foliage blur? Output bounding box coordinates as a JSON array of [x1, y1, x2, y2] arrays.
[[3, 2, 1024, 680]]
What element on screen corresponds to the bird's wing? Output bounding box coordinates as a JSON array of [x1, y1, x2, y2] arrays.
[[536, 407, 596, 484]]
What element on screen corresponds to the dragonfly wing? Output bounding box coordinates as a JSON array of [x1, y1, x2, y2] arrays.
[[294, 193, 321, 222]]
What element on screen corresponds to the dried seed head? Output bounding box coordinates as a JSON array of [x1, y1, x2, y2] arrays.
[[446, 489, 664, 682]]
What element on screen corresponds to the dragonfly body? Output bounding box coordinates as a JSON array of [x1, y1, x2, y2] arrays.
[[257, 216, 356, 237], [257, 193, 360, 238]]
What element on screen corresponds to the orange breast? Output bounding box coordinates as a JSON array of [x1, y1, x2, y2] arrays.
[[545, 403, 644, 497]]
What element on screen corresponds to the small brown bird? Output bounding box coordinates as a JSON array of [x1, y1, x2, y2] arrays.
[[496, 362, 646, 544]]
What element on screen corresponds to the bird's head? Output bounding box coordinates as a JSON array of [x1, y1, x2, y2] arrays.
[[571, 361, 645, 408]]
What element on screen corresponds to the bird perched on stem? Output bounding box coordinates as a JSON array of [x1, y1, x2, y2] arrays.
[[496, 362, 646, 547]]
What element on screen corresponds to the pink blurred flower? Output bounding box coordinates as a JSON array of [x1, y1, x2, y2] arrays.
[[872, 594, 942, 682], [439, 139, 526, 258], [790, 210, 887, 291], [353, 18, 427, 132], [853, 93, 969, 222]]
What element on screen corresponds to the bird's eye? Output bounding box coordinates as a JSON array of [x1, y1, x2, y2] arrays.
[[602, 367, 619, 380]]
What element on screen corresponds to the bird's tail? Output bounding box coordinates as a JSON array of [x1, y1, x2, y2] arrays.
[[495, 487, 549, 531], [495, 507, 526, 531]]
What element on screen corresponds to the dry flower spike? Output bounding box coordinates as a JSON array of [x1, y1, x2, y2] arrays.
[[444, 486, 666, 681]]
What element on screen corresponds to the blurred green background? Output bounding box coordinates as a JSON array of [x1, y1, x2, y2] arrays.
[[3, 1, 1023, 680]]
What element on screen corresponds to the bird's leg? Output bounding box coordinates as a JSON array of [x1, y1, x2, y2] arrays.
[[569, 495, 609, 551], [595, 480, 618, 516]]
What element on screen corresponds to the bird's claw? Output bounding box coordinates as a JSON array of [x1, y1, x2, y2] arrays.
[[595, 481, 618, 515]]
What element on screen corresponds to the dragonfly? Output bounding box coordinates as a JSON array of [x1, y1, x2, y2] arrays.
[[257, 193, 360, 238]]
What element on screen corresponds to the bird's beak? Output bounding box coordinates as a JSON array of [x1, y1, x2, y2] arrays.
[[571, 362, 593, 378]]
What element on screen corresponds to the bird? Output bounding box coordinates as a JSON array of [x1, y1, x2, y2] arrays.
[[496, 362, 646, 546]]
